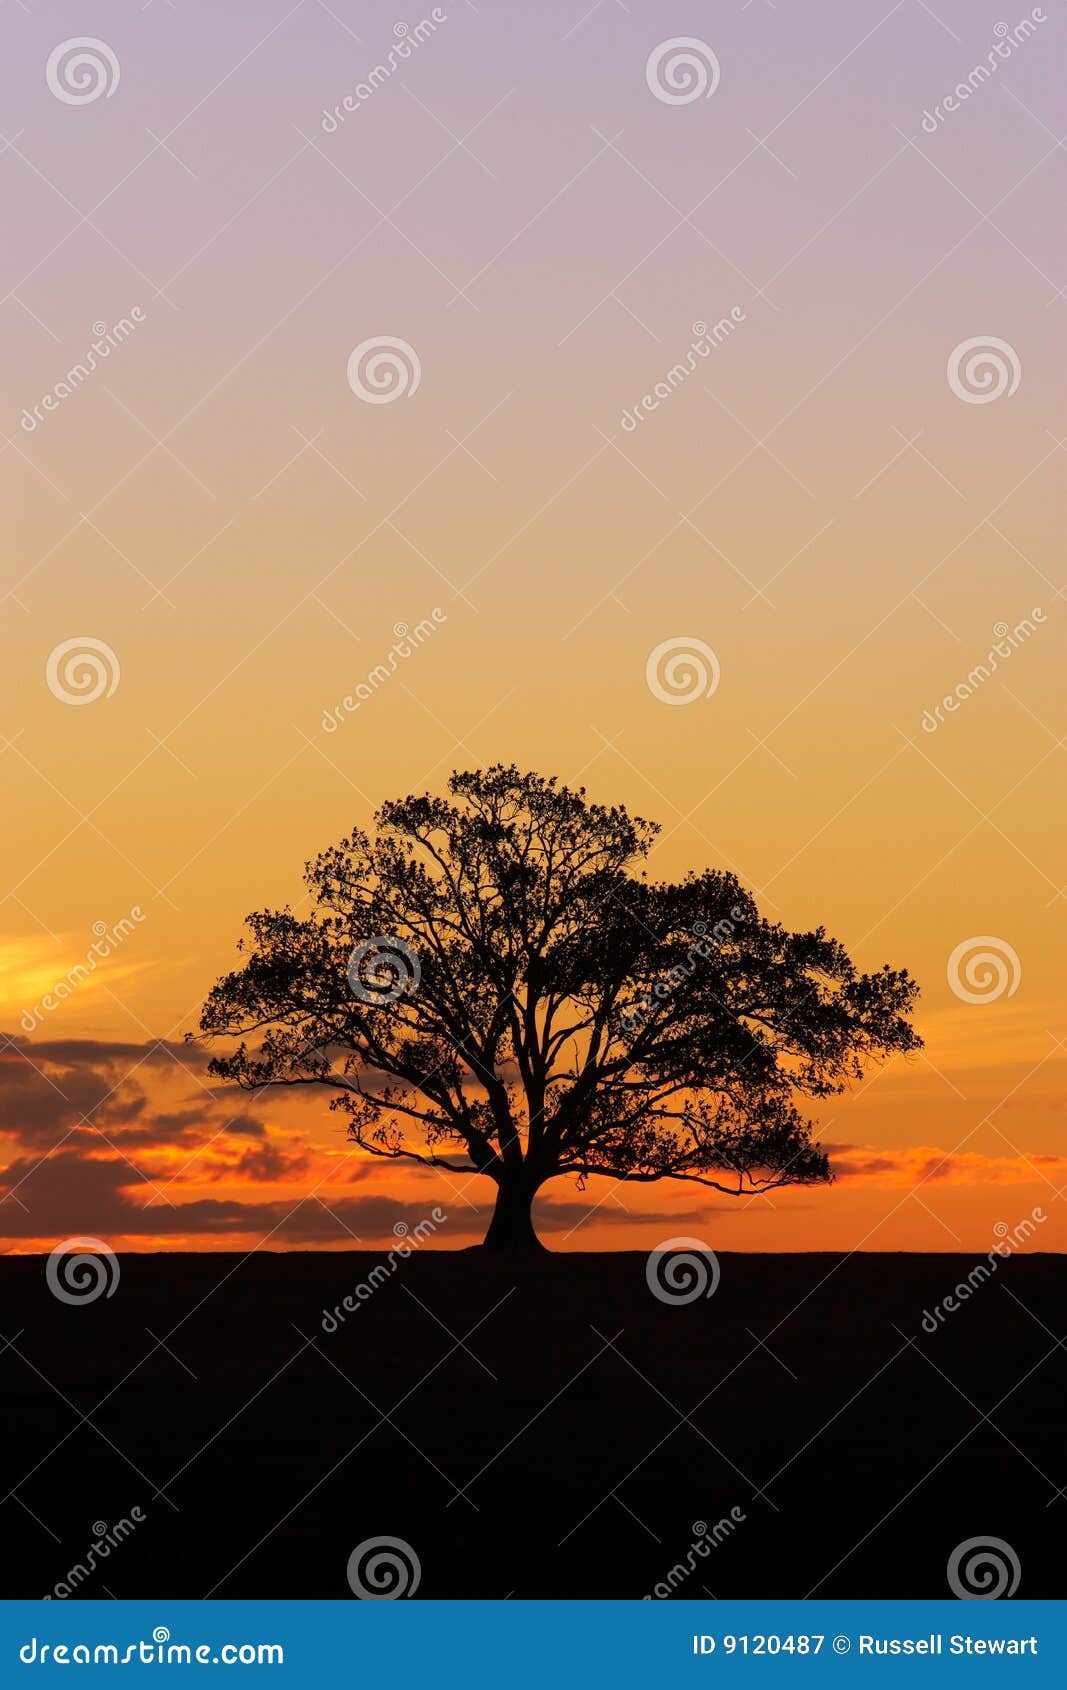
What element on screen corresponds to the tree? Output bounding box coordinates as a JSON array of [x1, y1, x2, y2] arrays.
[[197, 766, 921, 1252]]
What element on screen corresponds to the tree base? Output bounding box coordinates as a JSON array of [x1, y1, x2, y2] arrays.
[[480, 1182, 546, 1253]]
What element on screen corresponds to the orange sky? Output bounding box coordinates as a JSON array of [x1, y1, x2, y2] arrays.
[[1, 0, 1064, 1254]]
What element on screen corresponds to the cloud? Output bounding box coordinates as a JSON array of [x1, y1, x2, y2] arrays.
[[824, 1141, 1067, 1186], [0, 1145, 717, 1246]]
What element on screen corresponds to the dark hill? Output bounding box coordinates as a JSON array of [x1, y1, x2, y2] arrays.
[[2, 1250, 1063, 1598]]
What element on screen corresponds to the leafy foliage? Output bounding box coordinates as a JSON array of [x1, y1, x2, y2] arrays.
[[199, 767, 921, 1236]]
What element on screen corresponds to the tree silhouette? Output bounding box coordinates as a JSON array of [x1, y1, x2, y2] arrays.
[[198, 767, 921, 1251]]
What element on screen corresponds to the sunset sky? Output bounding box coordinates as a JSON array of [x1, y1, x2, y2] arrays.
[[1, 0, 1064, 1254]]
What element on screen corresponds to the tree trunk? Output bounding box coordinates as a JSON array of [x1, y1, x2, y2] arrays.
[[481, 1176, 545, 1253]]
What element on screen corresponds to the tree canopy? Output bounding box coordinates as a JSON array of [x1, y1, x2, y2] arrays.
[[198, 766, 921, 1249]]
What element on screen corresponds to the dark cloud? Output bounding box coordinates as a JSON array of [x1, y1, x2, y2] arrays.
[[0, 1149, 713, 1245], [0, 1035, 260, 1155], [2, 1036, 210, 1069]]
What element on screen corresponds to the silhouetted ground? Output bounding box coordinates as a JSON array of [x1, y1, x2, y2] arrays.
[[2, 1250, 1064, 1599]]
